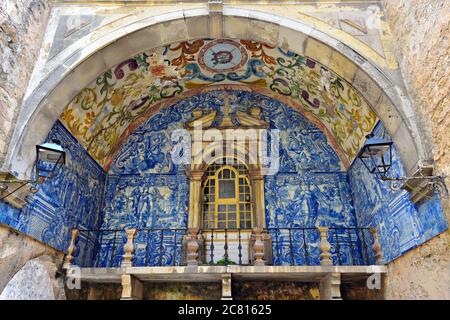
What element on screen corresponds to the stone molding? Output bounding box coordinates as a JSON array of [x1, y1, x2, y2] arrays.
[[2, 7, 429, 180]]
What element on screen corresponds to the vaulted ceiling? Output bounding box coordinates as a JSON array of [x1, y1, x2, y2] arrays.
[[60, 38, 378, 170]]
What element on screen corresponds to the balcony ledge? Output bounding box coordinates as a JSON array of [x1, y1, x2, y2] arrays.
[[78, 265, 387, 284]]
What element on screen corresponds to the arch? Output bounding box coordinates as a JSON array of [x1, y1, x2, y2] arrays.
[[2, 7, 430, 179], [0, 255, 65, 300]]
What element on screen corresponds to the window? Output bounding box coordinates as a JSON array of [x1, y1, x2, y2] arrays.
[[202, 159, 253, 230]]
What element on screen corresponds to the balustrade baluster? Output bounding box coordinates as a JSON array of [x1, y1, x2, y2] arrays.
[[370, 227, 383, 265], [74, 226, 377, 268]]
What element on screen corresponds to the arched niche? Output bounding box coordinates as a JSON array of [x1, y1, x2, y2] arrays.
[[2, 7, 430, 180]]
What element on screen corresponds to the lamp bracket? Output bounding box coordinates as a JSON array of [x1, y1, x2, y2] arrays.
[[0, 173, 44, 208], [381, 173, 448, 203]]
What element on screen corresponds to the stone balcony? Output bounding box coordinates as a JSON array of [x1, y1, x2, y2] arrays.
[[63, 226, 385, 300]]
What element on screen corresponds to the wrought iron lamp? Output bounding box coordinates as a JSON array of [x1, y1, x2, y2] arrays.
[[357, 133, 447, 201], [0, 139, 66, 204], [36, 139, 66, 179], [357, 133, 393, 180]]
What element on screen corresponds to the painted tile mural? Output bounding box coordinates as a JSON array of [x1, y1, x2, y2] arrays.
[[348, 122, 448, 263], [95, 90, 368, 267], [263, 104, 368, 265], [0, 121, 106, 252], [60, 38, 378, 170], [2, 92, 445, 268]]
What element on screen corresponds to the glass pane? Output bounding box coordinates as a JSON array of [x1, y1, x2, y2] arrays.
[[228, 212, 236, 221], [218, 221, 226, 229], [219, 180, 235, 198], [228, 221, 236, 229]]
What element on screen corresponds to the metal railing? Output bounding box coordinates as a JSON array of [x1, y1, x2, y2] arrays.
[[74, 228, 187, 268], [132, 228, 187, 267], [202, 228, 253, 266], [267, 227, 317, 266], [71, 226, 377, 268], [266, 227, 374, 266], [329, 227, 375, 266]]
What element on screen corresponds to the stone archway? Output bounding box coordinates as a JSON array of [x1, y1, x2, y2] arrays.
[[2, 7, 431, 180], [0, 255, 65, 300]]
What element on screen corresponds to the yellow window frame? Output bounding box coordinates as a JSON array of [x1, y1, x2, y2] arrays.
[[202, 163, 253, 230]]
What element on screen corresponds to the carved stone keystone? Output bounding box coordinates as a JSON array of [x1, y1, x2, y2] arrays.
[[63, 228, 79, 269]]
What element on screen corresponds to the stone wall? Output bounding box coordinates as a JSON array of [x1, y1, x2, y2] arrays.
[[0, 255, 66, 299], [145, 283, 222, 300], [68, 281, 321, 300], [383, 233, 449, 299], [232, 281, 319, 300], [65, 282, 122, 300], [0, 223, 64, 294], [0, 0, 51, 164], [382, 0, 450, 299]]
